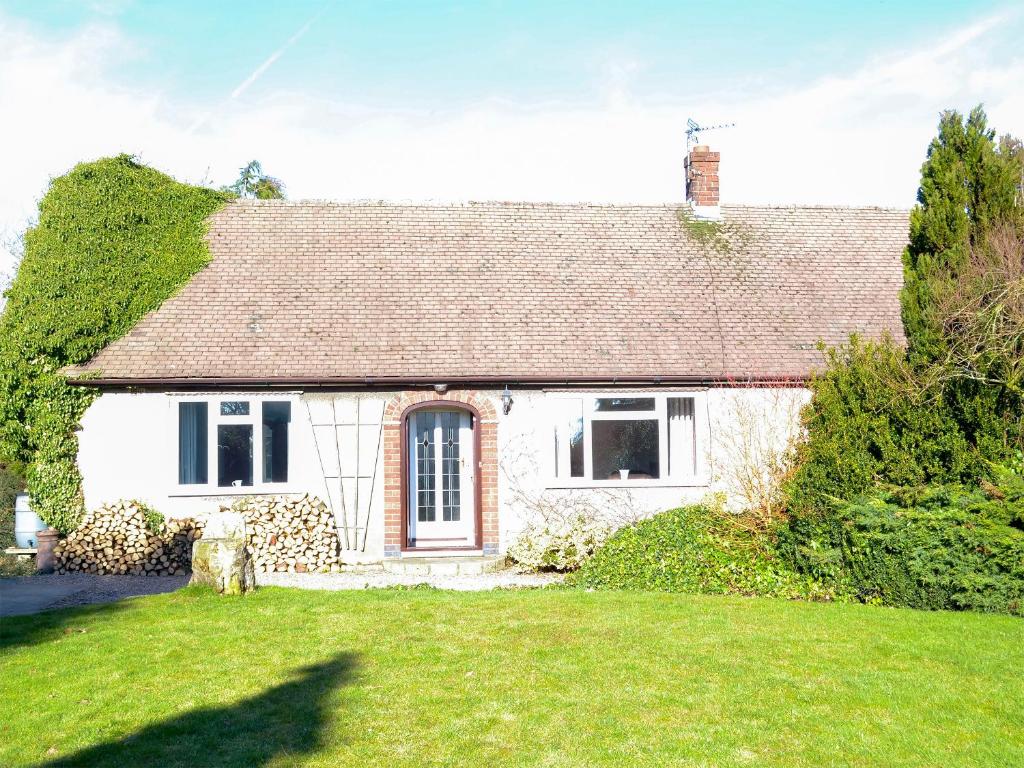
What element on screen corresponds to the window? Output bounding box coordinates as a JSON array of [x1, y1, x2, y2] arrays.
[[592, 418, 659, 480], [440, 411, 462, 522], [218, 424, 253, 487], [178, 402, 208, 484], [553, 398, 585, 479], [262, 402, 290, 483], [415, 411, 436, 522], [551, 393, 702, 485], [594, 397, 655, 412], [175, 397, 292, 491]]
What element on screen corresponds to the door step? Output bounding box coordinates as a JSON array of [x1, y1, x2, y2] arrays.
[[382, 556, 506, 576], [401, 548, 483, 559]]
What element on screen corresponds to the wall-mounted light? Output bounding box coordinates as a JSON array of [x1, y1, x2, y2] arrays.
[[501, 385, 514, 415]]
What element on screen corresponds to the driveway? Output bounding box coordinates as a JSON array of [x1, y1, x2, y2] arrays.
[[0, 574, 189, 617]]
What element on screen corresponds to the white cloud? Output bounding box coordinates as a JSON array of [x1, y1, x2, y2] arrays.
[[2, 7, 1023, 281]]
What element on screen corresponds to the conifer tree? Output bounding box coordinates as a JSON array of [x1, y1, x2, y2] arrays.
[[902, 106, 1021, 364]]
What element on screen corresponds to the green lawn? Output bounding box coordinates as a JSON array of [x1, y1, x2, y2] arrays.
[[1, 587, 1022, 767]]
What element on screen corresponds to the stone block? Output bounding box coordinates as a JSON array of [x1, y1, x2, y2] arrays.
[[190, 537, 254, 595]]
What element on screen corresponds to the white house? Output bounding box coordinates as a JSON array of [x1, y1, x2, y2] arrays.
[[67, 145, 908, 564]]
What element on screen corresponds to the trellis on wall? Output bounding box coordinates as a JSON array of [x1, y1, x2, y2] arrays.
[[304, 395, 385, 552]]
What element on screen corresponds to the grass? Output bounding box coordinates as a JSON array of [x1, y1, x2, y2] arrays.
[[1, 587, 1022, 767]]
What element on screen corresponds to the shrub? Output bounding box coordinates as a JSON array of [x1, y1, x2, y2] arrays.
[[0, 554, 36, 577], [0, 155, 231, 532], [788, 110, 1023, 520], [0, 462, 24, 549], [571, 505, 829, 599], [138, 502, 166, 535], [507, 512, 612, 572], [786, 335, 984, 512], [779, 474, 1024, 615]]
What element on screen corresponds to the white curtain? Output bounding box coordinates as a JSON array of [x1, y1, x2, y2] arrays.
[[668, 397, 695, 478]]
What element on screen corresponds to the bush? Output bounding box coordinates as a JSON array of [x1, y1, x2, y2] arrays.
[[786, 336, 984, 512], [0, 156, 231, 532], [779, 474, 1024, 615], [507, 512, 612, 572], [0, 462, 24, 549], [0, 554, 36, 577], [571, 505, 828, 599], [139, 502, 165, 535]]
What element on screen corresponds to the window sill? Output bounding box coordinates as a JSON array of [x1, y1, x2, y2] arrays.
[[168, 486, 301, 499], [544, 478, 710, 491]]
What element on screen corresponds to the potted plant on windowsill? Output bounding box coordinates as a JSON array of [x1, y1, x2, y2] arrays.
[[618, 468, 630, 480]]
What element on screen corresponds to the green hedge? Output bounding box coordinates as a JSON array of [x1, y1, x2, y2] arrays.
[[786, 336, 984, 513], [0, 464, 22, 549], [779, 475, 1024, 615], [0, 156, 231, 532], [571, 505, 827, 599]]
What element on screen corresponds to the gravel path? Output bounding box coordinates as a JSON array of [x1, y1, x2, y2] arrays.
[[0, 574, 189, 617], [257, 569, 564, 591]]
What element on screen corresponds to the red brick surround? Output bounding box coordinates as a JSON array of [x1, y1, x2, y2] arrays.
[[382, 390, 499, 556], [685, 144, 720, 207]]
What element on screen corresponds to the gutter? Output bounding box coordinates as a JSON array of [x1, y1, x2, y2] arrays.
[[65, 373, 810, 390]]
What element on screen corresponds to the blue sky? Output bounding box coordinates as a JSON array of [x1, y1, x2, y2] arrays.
[[1, 1, 1022, 278], [7, 1, 1008, 107]]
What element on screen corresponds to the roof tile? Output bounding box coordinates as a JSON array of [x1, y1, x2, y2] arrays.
[[74, 201, 908, 382]]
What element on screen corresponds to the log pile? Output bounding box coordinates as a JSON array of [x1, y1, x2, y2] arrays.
[[230, 495, 341, 573], [54, 501, 203, 576], [52, 495, 341, 576]]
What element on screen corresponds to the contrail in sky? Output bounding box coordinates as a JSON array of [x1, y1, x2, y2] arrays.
[[187, 4, 330, 134], [230, 15, 319, 100]]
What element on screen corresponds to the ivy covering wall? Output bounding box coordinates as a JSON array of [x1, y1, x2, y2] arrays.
[[0, 155, 231, 532]]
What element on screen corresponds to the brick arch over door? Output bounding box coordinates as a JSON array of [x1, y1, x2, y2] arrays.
[[383, 391, 499, 555]]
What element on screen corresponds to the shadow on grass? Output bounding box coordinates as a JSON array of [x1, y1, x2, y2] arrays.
[[33, 653, 358, 768], [0, 600, 131, 653]]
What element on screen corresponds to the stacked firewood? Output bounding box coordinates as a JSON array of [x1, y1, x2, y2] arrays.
[[230, 495, 341, 573], [54, 501, 204, 576]]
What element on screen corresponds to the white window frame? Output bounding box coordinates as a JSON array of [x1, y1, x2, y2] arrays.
[[546, 391, 710, 489], [168, 393, 298, 497]]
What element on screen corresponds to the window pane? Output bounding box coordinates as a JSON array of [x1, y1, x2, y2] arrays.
[[569, 408, 584, 478], [220, 401, 250, 416], [591, 419, 659, 480], [554, 399, 585, 479], [218, 425, 253, 487], [441, 412, 461, 522], [262, 402, 290, 483], [415, 412, 436, 522], [594, 397, 655, 412], [178, 402, 208, 484]]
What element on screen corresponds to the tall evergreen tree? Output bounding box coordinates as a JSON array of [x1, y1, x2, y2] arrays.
[[901, 106, 1023, 459], [902, 106, 1021, 364]]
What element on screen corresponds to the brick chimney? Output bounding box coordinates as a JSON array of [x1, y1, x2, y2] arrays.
[[685, 144, 720, 218]]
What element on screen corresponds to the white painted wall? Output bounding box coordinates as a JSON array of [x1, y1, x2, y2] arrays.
[[77, 386, 807, 562], [494, 387, 809, 550], [78, 391, 387, 563]]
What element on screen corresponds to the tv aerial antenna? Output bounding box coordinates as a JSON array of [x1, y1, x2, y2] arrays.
[[686, 118, 735, 149]]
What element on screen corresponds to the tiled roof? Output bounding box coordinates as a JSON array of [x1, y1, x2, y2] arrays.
[[71, 201, 909, 383]]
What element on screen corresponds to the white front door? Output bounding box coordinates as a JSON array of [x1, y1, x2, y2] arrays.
[[408, 409, 476, 547]]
